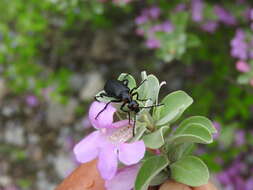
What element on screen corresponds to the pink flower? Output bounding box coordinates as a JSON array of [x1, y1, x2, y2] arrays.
[[249, 78, 253, 86], [162, 21, 174, 33], [73, 101, 145, 180], [201, 21, 218, 33], [25, 95, 38, 107], [236, 60, 251, 73], [213, 121, 221, 139], [148, 6, 160, 19], [145, 37, 161, 49], [191, 0, 203, 22], [105, 165, 140, 190]]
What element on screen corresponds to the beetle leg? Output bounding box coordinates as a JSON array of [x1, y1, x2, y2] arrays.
[[130, 79, 147, 94], [139, 103, 164, 109], [133, 114, 136, 136], [131, 92, 149, 102], [120, 102, 128, 112], [95, 99, 121, 119]]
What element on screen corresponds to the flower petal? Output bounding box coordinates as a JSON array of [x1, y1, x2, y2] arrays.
[[73, 131, 100, 163], [105, 165, 140, 190], [89, 101, 116, 129], [98, 145, 118, 180], [118, 141, 145, 165], [111, 120, 130, 128]]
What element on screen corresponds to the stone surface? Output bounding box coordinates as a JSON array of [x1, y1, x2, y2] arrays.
[[46, 98, 78, 127], [80, 72, 103, 101]]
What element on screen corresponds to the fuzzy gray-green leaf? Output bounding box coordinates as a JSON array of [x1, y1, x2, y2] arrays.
[[170, 156, 209, 187], [135, 155, 169, 190]]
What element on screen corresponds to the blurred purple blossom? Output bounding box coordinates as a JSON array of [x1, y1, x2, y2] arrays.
[[217, 172, 231, 185], [213, 121, 221, 139], [250, 9, 253, 20], [135, 15, 148, 25], [214, 5, 237, 26], [162, 21, 174, 33], [25, 95, 38, 107], [82, 116, 91, 128], [235, 60, 250, 73], [235, 130, 245, 146], [145, 38, 161, 49], [201, 21, 218, 33], [231, 29, 248, 60], [191, 0, 203, 22], [174, 3, 186, 12], [135, 28, 145, 36], [246, 178, 253, 190], [148, 6, 160, 19], [250, 78, 253, 86]]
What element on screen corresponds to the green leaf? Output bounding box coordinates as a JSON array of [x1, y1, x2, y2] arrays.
[[95, 90, 115, 102], [170, 123, 213, 144], [167, 143, 195, 162], [176, 116, 217, 134], [149, 171, 168, 186], [118, 73, 136, 89], [170, 156, 209, 187], [137, 74, 160, 103], [155, 91, 193, 126], [135, 155, 169, 190], [143, 126, 169, 149]]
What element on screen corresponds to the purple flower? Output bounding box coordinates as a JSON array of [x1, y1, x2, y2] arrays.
[[162, 21, 174, 33], [231, 29, 248, 60], [235, 130, 245, 146], [214, 5, 237, 26], [105, 164, 140, 190], [191, 0, 203, 22], [201, 21, 218, 33], [213, 121, 221, 139], [246, 178, 253, 190], [250, 9, 253, 20], [174, 3, 186, 12], [73, 101, 146, 180], [25, 95, 38, 107], [135, 15, 148, 25], [148, 6, 160, 19], [135, 28, 145, 36], [149, 24, 163, 34], [235, 176, 245, 190], [217, 172, 231, 185], [235, 60, 251, 73], [145, 37, 161, 49], [249, 78, 253, 86], [82, 116, 92, 128]]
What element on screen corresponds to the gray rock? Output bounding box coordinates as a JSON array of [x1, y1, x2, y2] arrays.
[[4, 123, 25, 146], [0, 79, 7, 102], [37, 171, 56, 190], [80, 72, 103, 101], [69, 74, 85, 91], [0, 176, 11, 186], [53, 153, 76, 179], [46, 98, 78, 127]]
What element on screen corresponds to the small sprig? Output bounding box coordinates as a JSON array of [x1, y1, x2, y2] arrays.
[[89, 71, 217, 190]]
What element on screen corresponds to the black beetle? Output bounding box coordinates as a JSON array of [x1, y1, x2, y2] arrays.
[[95, 76, 162, 135]]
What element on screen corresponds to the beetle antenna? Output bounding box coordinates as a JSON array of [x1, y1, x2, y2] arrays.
[[139, 104, 164, 109], [133, 114, 136, 136]]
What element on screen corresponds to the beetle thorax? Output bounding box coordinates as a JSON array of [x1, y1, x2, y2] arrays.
[[121, 92, 131, 103]]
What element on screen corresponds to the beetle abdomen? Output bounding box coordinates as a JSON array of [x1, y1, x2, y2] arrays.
[[104, 79, 129, 98]]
